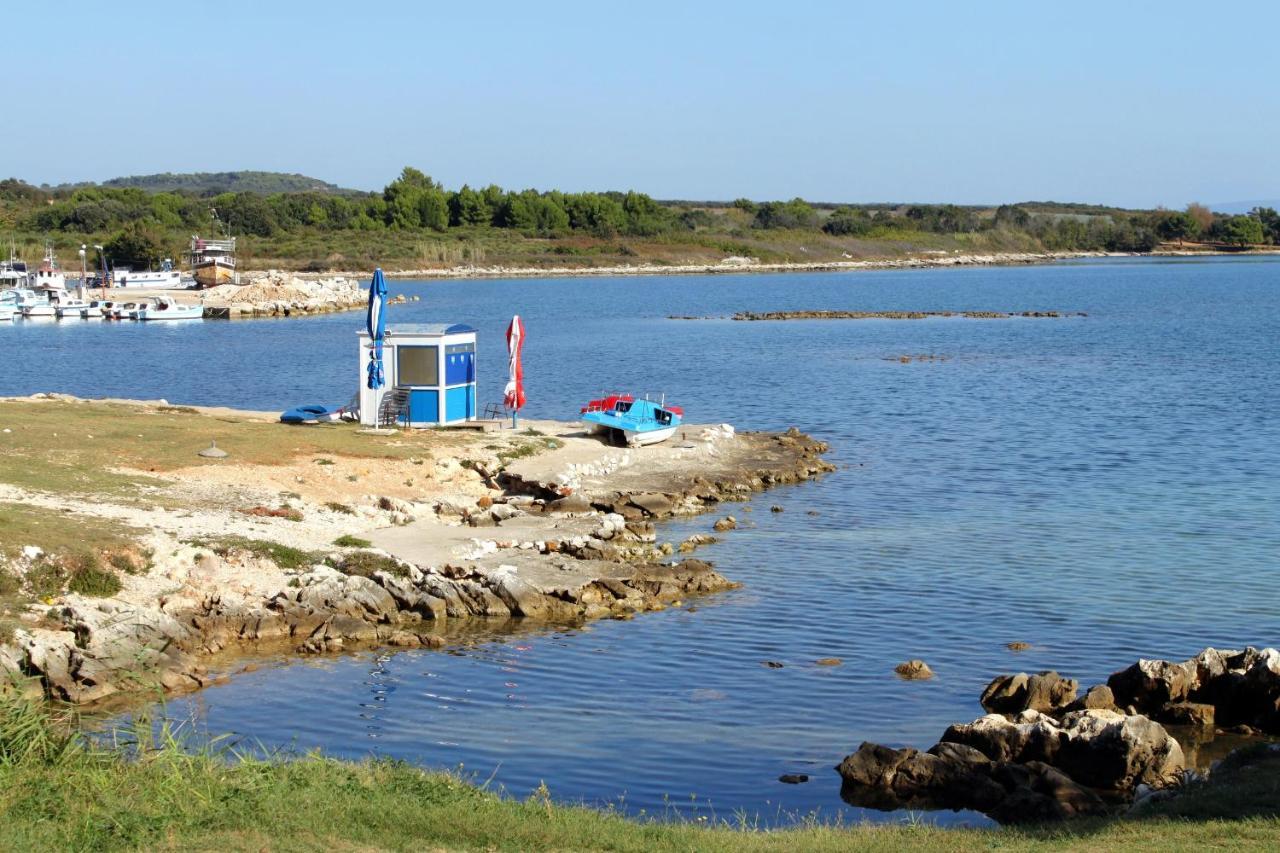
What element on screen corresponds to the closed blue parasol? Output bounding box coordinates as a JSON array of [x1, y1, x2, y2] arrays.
[[366, 268, 388, 389]]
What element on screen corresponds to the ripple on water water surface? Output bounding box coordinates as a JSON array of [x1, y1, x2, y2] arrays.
[[27, 256, 1277, 826]]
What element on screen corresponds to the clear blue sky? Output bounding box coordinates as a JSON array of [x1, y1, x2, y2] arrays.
[[6, 0, 1278, 207]]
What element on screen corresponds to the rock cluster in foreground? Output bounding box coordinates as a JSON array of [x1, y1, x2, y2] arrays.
[[837, 647, 1280, 823]]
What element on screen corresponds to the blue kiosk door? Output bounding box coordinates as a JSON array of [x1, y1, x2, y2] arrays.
[[408, 389, 439, 423]]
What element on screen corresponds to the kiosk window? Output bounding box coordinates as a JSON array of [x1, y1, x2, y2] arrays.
[[397, 346, 439, 385]]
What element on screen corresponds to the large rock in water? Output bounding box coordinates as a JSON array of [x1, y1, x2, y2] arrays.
[[837, 742, 1011, 814], [942, 709, 1184, 792], [836, 740, 1106, 823], [1107, 658, 1197, 710], [1055, 710, 1185, 791], [1104, 647, 1280, 734], [941, 712, 1063, 765], [981, 671, 1079, 714]]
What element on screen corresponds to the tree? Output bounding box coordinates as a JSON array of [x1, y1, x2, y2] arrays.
[[449, 184, 491, 227], [1152, 210, 1198, 244], [564, 192, 626, 236], [993, 205, 1030, 229], [1249, 207, 1280, 244], [1185, 202, 1214, 235], [753, 198, 816, 229], [105, 223, 169, 270], [823, 207, 873, 236], [1214, 215, 1264, 247], [618, 191, 670, 236]]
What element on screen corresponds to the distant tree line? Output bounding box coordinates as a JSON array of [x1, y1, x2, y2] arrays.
[[2, 170, 1277, 265]]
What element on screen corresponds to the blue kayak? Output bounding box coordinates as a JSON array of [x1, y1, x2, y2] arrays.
[[280, 404, 341, 424]]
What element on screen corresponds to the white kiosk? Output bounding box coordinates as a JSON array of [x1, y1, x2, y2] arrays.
[[358, 323, 477, 427]]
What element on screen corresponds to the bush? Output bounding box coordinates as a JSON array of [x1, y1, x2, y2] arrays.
[[336, 551, 408, 578], [26, 561, 66, 599], [68, 565, 123, 597], [200, 537, 319, 570], [333, 535, 372, 548]]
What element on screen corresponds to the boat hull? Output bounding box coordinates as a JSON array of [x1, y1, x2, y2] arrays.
[[624, 425, 678, 446], [193, 262, 234, 289]]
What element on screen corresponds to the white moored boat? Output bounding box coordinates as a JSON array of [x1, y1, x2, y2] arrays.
[[0, 304, 14, 321], [126, 299, 158, 320], [0, 248, 27, 291], [114, 259, 183, 289], [133, 295, 203, 321], [111, 301, 139, 320], [54, 297, 90, 319], [81, 300, 115, 318]]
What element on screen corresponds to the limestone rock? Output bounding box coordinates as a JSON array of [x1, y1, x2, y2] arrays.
[[1107, 657, 1197, 710], [981, 671, 1078, 714], [1158, 701, 1214, 728], [895, 659, 934, 680], [1055, 710, 1185, 791]]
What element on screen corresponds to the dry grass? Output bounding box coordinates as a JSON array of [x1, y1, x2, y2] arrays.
[[0, 399, 479, 500]]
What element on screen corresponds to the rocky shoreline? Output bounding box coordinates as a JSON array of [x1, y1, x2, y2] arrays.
[[837, 646, 1280, 824], [0, 400, 833, 706], [282, 250, 1117, 282], [200, 271, 366, 318]]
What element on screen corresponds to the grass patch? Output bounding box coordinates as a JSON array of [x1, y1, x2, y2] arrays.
[[324, 501, 356, 515], [335, 550, 408, 578], [0, 400, 479, 501], [194, 536, 320, 571], [0, 504, 143, 567], [0, 698, 1277, 851], [65, 553, 122, 598], [496, 437, 563, 467], [332, 535, 372, 548]]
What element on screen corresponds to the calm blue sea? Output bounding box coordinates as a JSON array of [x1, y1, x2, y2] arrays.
[[4, 256, 1278, 826]]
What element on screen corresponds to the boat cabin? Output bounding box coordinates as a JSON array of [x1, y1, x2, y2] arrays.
[[357, 323, 478, 427]]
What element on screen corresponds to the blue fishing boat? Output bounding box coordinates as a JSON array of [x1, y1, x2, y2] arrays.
[[580, 396, 683, 446]]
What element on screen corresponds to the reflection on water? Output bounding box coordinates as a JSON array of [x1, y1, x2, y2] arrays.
[[12, 256, 1280, 826]]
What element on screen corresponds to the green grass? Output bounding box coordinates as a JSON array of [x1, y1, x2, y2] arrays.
[[496, 437, 564, 466], [193, 537, 320, 571], [332, 534, 372, 548], [0, 698, 1276, 851]]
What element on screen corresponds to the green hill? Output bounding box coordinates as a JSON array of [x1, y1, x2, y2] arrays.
[[92, 171, 363, 196]]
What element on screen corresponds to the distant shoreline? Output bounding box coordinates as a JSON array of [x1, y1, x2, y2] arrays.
[[253, 247, 1280, 283]]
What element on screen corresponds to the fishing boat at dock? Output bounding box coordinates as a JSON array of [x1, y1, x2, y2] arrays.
[[133, 295, 203, 321], [580, 394, 684, 446], [114, 259, 183, 289], [186, 210, 237, 289], [31, 243, 66, 295]]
